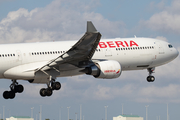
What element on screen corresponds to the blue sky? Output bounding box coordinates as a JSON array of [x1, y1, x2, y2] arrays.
[[0, 0, 180, 120]]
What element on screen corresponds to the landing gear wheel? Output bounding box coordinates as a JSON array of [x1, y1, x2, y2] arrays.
[[3, 91, 16, 99], [9, 91, 15, 99], [3, 91, 9, 99], [52, 82, 61, 90], [40, 88, 47, 97], [39, 77, 61, 97], [2, 80, 24, 99], [147, 76, 155, 82], [46, 88, 53, 96], [40, 88, 53, 97], [15, 85, 24, 93]]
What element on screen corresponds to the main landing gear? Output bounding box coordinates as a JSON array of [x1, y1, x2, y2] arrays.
[[3, 80, 24, 99], [147, 68, 155, 82], [39, 78, 61, 97]]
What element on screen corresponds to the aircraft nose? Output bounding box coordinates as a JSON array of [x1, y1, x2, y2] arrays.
[[173, 48, 179, 58]]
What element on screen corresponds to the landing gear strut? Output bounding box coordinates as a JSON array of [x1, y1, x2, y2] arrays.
[[147, 68, 155, 82], [39, 78, 61, 97], [3, 80, 24, 99]]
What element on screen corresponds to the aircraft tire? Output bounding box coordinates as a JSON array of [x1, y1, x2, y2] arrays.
[[40, 88, 47, 97], [53, 82, 61, 90], [3, 91, 16, 99], [147, 76, 155, 82], [9, 91, 15, 99], [3, 91, 9, 99], [15, 85, 24, 93], [46, 88, 53, 96], [150, 76, 155, 82]]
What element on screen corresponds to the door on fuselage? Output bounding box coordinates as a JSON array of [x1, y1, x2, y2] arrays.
[[156, 42, 165, 54], [16, 50, 22, 61]]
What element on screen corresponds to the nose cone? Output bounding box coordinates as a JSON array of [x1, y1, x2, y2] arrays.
[[175, 48, 179, 58]]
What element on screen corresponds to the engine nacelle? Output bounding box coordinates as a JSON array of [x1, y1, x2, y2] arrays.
[[85, 60, 122, 79]]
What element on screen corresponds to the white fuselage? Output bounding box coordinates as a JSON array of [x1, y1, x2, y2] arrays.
[[0, 37, 178, 80]]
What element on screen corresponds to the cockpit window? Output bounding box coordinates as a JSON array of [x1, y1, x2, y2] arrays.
[[168, 44, 173, 48]]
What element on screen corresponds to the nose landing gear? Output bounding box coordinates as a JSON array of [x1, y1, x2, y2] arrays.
[[147, 68, 155, 82], [3, 80, 24, 99]]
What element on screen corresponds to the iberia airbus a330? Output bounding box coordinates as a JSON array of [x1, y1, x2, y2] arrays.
[[0, 21, 178, 99]]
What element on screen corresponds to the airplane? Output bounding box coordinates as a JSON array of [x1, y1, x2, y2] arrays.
[[0, 21, 179, 99]]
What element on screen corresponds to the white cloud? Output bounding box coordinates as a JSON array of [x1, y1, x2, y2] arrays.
[[156, 36, 168, 41], [148, 1, 165, 12], [142, 11, 180, 34], [136, 84, 180, 103], [0, 0, 125, 44], [141, 0, 180, 34]]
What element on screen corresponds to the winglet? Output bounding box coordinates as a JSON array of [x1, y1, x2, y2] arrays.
[[87, 21, 97, 33]]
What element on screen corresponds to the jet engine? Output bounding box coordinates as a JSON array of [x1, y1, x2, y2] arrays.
[[84, 60, 122, 79]]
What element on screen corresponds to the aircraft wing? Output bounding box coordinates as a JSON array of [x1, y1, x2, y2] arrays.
[[37, 21, 101, 72]]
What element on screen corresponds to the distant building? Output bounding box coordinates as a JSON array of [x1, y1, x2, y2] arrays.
[[113, 115, 143, 120], [6, 116, 34, 120]]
